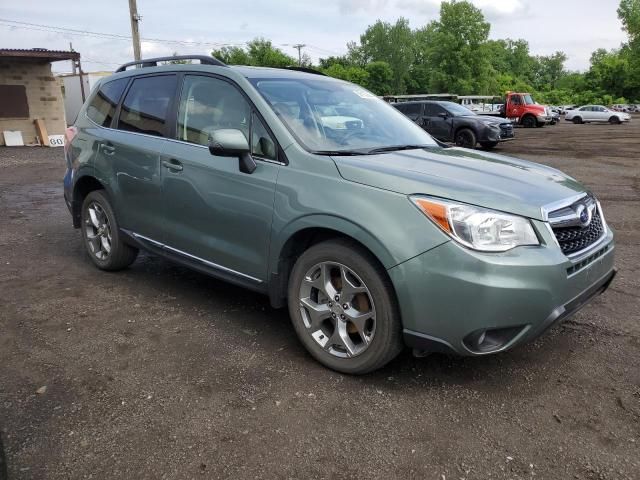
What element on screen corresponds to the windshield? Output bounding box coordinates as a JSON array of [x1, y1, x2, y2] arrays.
[[250, 77, 437, 153], [523, 94, 535, 105], [442, 102, 476, 117]]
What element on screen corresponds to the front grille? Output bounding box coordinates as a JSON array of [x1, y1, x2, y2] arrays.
[[552, 210, 604, 255], [499, 124, 514, 138]]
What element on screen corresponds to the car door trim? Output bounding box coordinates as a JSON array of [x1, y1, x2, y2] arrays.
[[125, 230, 263, 284]]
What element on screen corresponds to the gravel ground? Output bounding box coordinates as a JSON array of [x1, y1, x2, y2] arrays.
[[0, 119, 639, 479]]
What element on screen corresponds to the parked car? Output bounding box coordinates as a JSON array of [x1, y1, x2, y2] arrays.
[[64, 56, 616, 374], [611, 104, 631, 112], [393, 100, 514, 150], [565, 105, 631, 124]]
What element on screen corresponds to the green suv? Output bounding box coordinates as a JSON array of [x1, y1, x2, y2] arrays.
[[63, 56, 616, 374]]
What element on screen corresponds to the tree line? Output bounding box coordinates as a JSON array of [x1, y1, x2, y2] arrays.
[[211, 0, 640, 105]]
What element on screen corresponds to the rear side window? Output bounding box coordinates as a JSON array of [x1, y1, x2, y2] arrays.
[[397, 103, 421, 117], [117, 75, 177, 137], [86, 78, 128, 127]]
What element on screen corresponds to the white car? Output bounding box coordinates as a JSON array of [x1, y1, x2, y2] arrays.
[[565, 105, 631, 124]]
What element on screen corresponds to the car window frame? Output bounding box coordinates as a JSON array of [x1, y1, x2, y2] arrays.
[[112, 73, 179, 138], [172, 72, 287, 166], [85, 77, 131, 128]]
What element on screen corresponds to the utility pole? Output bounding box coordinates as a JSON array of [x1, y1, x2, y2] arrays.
[[128, 0, 142, 62], [292, 44, 305, 66]]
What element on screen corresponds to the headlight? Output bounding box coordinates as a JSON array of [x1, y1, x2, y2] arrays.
[[411, 196, 540, 252]]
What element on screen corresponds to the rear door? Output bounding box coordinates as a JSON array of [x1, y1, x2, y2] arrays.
[[96, 74, 178, 241], [160, 74, 280, 283]]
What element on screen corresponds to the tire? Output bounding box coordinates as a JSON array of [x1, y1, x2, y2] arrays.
[[287, 238, 403, 374], [81, 190, 138, 271], [572, 116, 583, 124], [479, 141, 498, 150], [454, 128, 477, 149], [609, 116, 621, 125], [521, 115, 536, 128]]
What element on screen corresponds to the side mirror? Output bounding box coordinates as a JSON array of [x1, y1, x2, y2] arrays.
[[438, 112, 449, 119], [208, 129, 256, 174]]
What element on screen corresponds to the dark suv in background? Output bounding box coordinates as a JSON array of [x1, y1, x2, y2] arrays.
[[393, 100, 514, 150]]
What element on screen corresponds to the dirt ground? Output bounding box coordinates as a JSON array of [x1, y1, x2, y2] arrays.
[[1, 119, 639, 480]]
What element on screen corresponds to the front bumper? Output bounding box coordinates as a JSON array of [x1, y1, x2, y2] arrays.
[[537, 115, 553, 124], [389, 225, 615, 356]]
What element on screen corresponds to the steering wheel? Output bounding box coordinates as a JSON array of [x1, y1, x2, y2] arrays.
[[338, 128, 379, 145]]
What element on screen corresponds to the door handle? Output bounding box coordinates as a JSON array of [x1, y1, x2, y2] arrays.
[[162, 159, 183, 172], [101, 143, 115, 155]]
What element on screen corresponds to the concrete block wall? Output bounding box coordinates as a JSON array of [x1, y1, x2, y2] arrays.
[[0, 59, 67, 146]]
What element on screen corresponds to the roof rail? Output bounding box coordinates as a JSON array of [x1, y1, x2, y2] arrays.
[[115, 55, 227, 72], [281, 66, 327, 76]]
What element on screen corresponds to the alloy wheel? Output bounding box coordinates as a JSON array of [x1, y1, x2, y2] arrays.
[[298, 262, 376, 358], [84, 202, 112, 260]]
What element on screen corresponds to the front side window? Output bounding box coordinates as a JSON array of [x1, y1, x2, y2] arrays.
[[250, 78, 436, 153], [86, 78, 128, 127], [117, 75, 177, 137], [177, 75, 250, 146]]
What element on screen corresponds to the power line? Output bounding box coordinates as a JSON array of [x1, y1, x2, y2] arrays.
[[0, 18, 248, 48]]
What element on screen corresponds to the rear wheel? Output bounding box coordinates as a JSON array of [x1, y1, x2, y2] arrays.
[[521, 115, 537, 128], [287, 239, 403, 374], [479, 141, 498, 150], [81, 190, 138, 271], [572, 116, 583, 124], [609, 116, 621, 125], [454, 128, 477, 149]]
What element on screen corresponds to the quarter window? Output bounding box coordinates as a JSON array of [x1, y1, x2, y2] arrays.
[[117, 75, 177, 137], [177, 75, 250, 146], [251, 112, 277, 161], [86, 78, 128, 127]]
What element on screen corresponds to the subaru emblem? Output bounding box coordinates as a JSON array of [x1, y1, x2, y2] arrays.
[[576, 204, 591, 226]]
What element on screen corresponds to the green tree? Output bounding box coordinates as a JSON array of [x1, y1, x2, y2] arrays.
[[420, 1, 492, 94], [357, 18, 415, 93], [211, 38, 295, 67], [365, 61, 393, 95]]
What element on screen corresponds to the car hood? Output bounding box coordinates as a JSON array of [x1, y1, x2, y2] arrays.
[[332, 147, 586, 220], [463, 115, 509, 126]]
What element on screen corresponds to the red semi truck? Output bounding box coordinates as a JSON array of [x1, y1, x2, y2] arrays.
[[472, 92, 552, 128]]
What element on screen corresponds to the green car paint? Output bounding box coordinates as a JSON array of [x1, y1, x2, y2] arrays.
[[64, 62, 615, 361]]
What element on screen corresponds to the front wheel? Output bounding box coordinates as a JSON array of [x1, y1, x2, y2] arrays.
[[521, 115, 536, 128], [287, 239, 403, 374], [454, 128, 477, 149], [609, 116, 621, 125], [480, 141, 498, 150], [81, 190, 138, 271], [572, 117, 583, 124]]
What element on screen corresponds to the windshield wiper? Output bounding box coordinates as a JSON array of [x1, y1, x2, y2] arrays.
[[363, 144, 432, 154], [311, 149, 369, 156]]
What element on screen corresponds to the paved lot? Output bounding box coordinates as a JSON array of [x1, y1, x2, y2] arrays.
[[1, 119, 639, 479]]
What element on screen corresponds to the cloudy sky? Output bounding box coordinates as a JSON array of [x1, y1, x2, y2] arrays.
[[0, 0, 628, 73]]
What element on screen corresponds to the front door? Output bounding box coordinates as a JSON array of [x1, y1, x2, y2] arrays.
[[161, 74, 280, 283], [425, 103, 452, 141]]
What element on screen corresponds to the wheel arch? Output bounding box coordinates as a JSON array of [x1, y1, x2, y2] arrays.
[[268, 217, 397, 309], [71, 175, 108, 228]]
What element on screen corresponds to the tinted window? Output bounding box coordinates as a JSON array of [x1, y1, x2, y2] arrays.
[[251, 112, 277, 161], [511, 95, 522, 105], [118, 75, 177, 137], [401, 103, 422, 116], [177, 75, 250, 146], [423, 103, 439, 116], [86, 78, 128, 127]]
